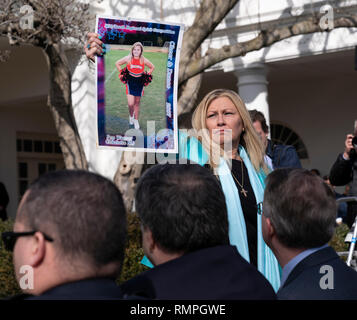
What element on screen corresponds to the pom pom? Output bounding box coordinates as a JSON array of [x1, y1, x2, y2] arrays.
[[119, 67, 129, 84], [142, 72, 153, 86]]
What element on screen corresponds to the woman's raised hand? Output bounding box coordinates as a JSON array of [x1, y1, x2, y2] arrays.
[[84, 32, 105, 62]]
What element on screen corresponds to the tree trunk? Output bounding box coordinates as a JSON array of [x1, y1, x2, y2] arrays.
[[45, 43, 88, 170], [114, 152, 145, 212]]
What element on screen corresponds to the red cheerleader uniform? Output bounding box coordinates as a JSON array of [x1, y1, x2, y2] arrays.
[[126, 58, 145, 97]]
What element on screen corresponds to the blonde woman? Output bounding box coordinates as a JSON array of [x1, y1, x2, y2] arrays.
[[115, 42, 155, 129], [188, 89, 280, 291]]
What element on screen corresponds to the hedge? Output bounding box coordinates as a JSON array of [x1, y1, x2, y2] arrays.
[[118, 212, 149, 284], [0, 219, 21, 298], [0, 216, 351, 298]]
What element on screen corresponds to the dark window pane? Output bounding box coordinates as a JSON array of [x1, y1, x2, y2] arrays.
[[38, 163, 47, 176], [287, 132, 299, 146], [34, 140, 43, 153], [23, 140, 32, 152], [48, 163, 56, 171], [17, 139, 22, 152], [18, 162, 28, 178], [19, 180, 28, 196], [54, 142, 61, 154], [44, 141, 53, 153]]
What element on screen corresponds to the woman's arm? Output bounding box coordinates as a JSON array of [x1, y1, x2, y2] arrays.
[[115, 56, 130, 73], [144, 57, 155, 75]]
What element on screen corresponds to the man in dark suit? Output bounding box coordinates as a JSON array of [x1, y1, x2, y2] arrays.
[[2, 170, 127, 299], [120, 163, 276, 299], [262, 168, 357, 299]]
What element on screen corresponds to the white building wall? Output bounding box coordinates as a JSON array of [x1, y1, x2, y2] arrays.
[[269, 65, 357, 177], [0, 104, 58, 219]]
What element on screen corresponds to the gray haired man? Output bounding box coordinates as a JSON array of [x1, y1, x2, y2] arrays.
[[262, 168, 357, 300]]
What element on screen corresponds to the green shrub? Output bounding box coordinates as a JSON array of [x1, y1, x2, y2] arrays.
[[118, 212, 148, 284], [329, 223, 350, 253], [0, 219, 21, 299]]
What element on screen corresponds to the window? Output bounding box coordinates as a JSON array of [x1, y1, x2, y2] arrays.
[[16, 139, 22, 152], [34, 140, 43, 153], [270, 123, 308, 159], [44, 141, 53, 153], [23, 139, 32, 152], [54, 142, 61, 154], [18, 162, 29, 198], [38, 163, 57, 176], [16, 138, 61, 155], [16, 132, 65, 202]]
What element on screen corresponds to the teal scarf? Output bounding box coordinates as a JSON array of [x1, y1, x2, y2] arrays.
[[141, 133, 281, 291], [218, 146, 280, 291]]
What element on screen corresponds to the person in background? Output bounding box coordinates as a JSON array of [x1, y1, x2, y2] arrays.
[[329, 132, 357, 229], [2, 170, 127, 300], [262, 168, 357, 300], [310, 169, 321, 177], [323, 174, 347, 225], [120, 163, 277, 299], [249, 109, 301, 170], [248, 109, 273, 169]]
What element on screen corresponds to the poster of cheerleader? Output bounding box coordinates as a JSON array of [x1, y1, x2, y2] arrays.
[[96, 16, 184, 153]]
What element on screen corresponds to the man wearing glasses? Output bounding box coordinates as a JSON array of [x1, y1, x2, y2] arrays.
[[2, 170, 127, 299]]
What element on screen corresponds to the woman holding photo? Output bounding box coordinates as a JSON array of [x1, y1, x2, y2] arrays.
[[186, 89, 280, 291]]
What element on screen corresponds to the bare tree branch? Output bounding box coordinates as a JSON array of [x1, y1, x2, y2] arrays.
[[177, 47, 202, 116], [179, 0, 239, 80], [179, 14, 357, 84]]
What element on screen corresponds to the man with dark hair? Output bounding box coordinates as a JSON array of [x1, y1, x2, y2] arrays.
[[120, 163, 276, 299], [249, 109, 301, 169], [262, 168, 357, 299], [2, 170, 127, 299]]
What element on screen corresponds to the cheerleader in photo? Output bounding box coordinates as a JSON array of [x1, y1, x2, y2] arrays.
[[115, 42, 154, 130]]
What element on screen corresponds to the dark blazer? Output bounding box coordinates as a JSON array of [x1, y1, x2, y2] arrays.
[[330, 153, 356, 189], [25, 278, 124, 300], [278, 246, 357, 300], [120, 245, 277, 300]]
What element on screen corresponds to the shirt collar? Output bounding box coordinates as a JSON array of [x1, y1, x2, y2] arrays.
[[279, 244, 329, 289]]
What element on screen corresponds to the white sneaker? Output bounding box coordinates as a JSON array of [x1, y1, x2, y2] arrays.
[[129, 115, 134, 125], [133, 119, 140, 130]]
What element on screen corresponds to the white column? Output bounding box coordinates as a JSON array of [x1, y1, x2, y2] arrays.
[[236, 63, 270, 131]]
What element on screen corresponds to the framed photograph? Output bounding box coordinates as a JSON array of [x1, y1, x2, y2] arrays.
[[95, 15, 184, 153]]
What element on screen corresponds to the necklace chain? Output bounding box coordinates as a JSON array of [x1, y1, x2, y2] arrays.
[[231, 159, 248, 197]]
